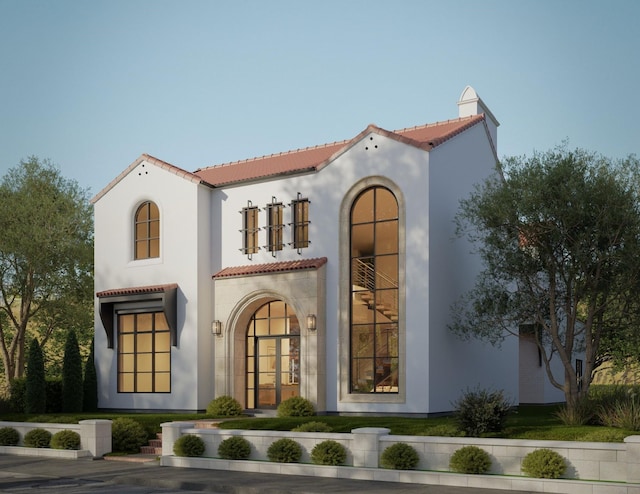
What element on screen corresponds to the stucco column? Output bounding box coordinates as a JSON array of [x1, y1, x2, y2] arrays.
[[351, 427, 390, 468], [79, 419, 112, 457], [624, 435, 640, 483], [161, 422, 195, 456]]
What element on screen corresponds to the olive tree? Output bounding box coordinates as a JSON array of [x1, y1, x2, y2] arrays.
[[450, 145, 640, 407], [0, 157, 93, 389]]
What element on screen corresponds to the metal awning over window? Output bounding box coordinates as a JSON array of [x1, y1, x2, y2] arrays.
[[96, 283, 178, 348]]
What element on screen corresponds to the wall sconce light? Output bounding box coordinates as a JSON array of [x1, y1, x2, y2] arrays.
[[212, 320, 222, 336], [306, 314, 317, 331]]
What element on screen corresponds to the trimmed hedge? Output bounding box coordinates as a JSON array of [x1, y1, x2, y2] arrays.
[[173, 434, 205, 457], [24, 428, 51, 448], [380, 443, 419, 470], [51, 430, 81, 450], [0, 427, 20, 446], [266, 438, 302, 463], [218, 436, 251, 460]]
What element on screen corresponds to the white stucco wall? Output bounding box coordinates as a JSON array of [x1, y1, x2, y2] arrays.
[[425, 124, 518, 413], [93, 159, 214, 411]]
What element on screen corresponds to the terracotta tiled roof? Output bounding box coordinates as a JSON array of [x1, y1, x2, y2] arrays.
[[213, 257, 328, 278], [194, 115, 485, 187], [96, 283, 179, 298]]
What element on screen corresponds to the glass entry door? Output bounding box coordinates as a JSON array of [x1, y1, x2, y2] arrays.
[[246, 300, 300, 409], [256, 336, 299, 408]]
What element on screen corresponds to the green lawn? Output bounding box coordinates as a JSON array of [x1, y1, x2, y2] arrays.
[[0, 405, 634, 442]]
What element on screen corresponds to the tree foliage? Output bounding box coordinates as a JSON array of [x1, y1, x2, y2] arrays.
[[0, 157, 93, 389], [62, 329, 83, 412], [450, 144, 640, 406], [25, 338, 46, 413]]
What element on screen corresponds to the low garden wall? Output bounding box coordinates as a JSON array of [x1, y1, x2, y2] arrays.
[[0, 419, 112, 457], [161, 421, 640, 494]]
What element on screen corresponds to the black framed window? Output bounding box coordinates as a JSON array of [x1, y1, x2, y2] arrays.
[[134, 201, 159, 259], [117, 311, 171, 393], [349, 186, 399, 394]]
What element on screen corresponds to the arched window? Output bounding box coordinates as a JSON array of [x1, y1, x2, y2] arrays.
[[134, 201, 160, 259], [350, 186, 399, 393]]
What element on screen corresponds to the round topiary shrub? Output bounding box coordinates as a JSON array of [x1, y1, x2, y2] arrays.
[[24, 428, 51, 448], [206, 395, 243, 417], [218, 436, 251, 460], [173, 434, 205, 457], [277, 396, 315, 417], [449, 445, 491, 474], [452, 387, 513, 437], [0, 427, 20, 446], [311, 440, 347, 466], [521, 448, 566, 479], [291, 421, 333, 432], [267, 438, 302, 463], [51, 430, 81, 450], [111, 418, 149, 453], [380, 442, 419, 470]]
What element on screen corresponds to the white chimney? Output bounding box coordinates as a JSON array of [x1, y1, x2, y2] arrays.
[[457, 86, 499, 152]]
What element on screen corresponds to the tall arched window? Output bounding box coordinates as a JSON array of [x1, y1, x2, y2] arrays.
[[350, 186, 399, 393], [135, 201, 160, 259]]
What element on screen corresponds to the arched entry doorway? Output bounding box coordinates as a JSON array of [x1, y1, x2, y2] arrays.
[[246, 300, 300, 409]]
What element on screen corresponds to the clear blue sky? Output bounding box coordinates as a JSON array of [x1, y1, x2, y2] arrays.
[[1, 0, 638, 196]]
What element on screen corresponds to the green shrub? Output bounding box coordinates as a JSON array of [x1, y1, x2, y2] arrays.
[[24, 428, 51, 448], [206, 395, 243, 416], [173, 434, 205, 457], [380, 443, 419, 470], [0, 427, 20, 446], [292, 421, 333, 432], [83, 339, 98, 412], [554, 398, 595, 426], [598, 396, 640, 430], [277, 396, 315, 417], [62, 330, 84, 413], [8, 378, 26, 413], [45, 379, 63, 413], [112, 418, 149, 453], [521, 448, 566, 478], [218, 436, 251, 460], [267, 438, 302, 463], [311, 440, 347, 465], [449, 445, 491, 474], [25, 339, 46, 414], [51, 430, 81, 450], [453, 387, 512, 437]]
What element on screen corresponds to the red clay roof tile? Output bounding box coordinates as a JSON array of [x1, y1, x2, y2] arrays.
[[213, 257, 328, 278], [194, 115, 485, 187], [96, 283, 179, 298]]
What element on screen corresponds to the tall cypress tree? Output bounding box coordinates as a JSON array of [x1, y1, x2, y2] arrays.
[[25, 338, 46, 414], [82, 339, 98, 412], [62, 329, 83, 412]]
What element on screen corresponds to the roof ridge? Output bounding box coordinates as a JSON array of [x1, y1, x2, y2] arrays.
[[393, 114, 479, 135], [196, 138, 352, 172]]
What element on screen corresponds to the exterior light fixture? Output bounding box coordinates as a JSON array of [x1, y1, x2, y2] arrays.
[[212, 320, 222, 336], [307, 314, 317, 331]]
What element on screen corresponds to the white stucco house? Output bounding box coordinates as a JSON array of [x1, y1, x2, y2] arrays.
[[92, 86, 569, 414]]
